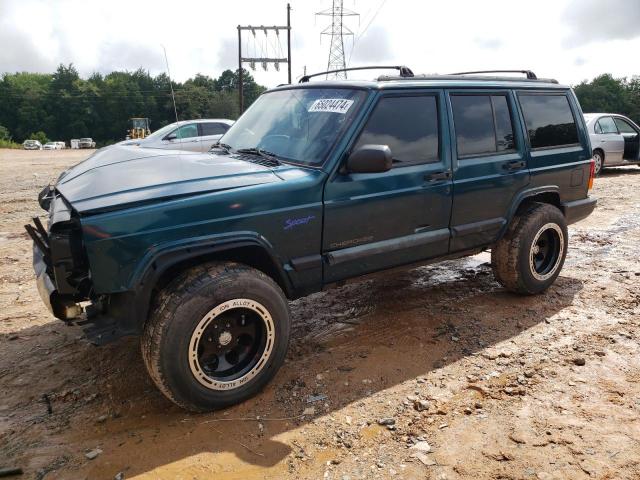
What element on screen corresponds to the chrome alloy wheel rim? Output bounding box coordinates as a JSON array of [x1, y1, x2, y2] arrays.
[[188, 299, 275, 391], [529, 223, 564, 281], [593, 152, 602, 174]]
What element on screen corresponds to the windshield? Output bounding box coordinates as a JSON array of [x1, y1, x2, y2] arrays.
[[221, 88, 367, 166]]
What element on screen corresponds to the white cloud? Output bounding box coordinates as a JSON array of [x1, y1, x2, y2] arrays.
[[0, 0, 639, 87]]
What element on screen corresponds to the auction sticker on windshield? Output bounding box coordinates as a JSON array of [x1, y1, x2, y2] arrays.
[[308, 98, 354, 114]]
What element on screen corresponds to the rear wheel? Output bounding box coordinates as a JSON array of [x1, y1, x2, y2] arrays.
[[141, 262, 290, 412], [491, 203, 568, 295], [593, 150, 604, 176]]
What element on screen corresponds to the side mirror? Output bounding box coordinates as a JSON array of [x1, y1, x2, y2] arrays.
[[346, 145, 392, 173], [165, 133, 177, 141]]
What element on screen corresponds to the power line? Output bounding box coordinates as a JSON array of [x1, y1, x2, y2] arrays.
[[347, 0, 387, 67]]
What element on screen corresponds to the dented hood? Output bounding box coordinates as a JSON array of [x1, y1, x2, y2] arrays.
[[55, 145, 281, 213]]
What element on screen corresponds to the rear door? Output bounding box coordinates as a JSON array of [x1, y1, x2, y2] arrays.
[[594, 116, 624, 163], [322, 90, 453, 283], [199, 122, 230, 152], [448, 90, 529, 251]]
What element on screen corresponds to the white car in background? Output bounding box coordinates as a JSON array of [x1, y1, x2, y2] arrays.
[[584, 113, 640, 175], [43, 142, 61, 150], [119, 119, 234, 152], [23, 140, 42, 150]]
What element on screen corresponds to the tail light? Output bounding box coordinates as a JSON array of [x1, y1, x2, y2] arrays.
[[588, 157, 595, 190]]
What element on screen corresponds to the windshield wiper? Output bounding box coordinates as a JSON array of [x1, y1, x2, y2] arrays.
[[235, 147, 281, 165], [210, 142, 232, 153]]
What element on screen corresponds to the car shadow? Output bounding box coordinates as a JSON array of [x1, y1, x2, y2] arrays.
[[599, 165, 640, 177], [1, 256, 584, 478]]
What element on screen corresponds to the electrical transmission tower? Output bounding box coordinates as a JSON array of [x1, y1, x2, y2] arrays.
[[316, 0, 359, 79]]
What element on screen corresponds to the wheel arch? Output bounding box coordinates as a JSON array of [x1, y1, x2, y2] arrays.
[[128, 236, 294, 332], [498, 187, 562, 241]]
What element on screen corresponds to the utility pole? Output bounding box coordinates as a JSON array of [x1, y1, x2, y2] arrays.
[[316, 0, 358, 79], [237, 4, 292, 114], [287, 3, 292, 84]]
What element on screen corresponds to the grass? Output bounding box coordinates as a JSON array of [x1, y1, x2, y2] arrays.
[[0, 139, 22, 149]]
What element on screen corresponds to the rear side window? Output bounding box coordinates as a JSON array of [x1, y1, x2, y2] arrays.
[[201, 122, 229, 136], [451, 94, 515, 157], [519, 94, 579, 148], [355, 95, 439, 166]]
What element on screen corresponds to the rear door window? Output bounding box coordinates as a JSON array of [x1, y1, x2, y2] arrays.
[[200, 122, 229, 136], [597, 116, 618, 134], [354, 95, 439, 166], [518, 94, 579, 148], [450, 94, 515, 157]]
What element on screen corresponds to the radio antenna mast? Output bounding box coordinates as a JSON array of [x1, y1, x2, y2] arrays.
[[162, 45, 180, 125]]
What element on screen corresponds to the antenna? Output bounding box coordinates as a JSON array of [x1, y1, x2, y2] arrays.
[[162, 45, 179, 125]]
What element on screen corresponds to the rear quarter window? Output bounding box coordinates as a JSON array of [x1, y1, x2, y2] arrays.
[[518, 93, 579, 149]]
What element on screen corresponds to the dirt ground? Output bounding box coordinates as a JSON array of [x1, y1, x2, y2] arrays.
[[0, 148, 639, 480]]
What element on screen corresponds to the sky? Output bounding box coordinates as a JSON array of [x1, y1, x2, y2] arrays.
[[0, 0, 639, 87]]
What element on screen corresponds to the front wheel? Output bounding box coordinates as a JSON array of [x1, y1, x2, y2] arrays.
[[491, 203, 568, 295], [141, 262, 290, 412]]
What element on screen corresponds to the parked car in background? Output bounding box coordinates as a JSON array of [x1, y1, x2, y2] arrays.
[[43, 142, 61, 150], [584, 113, 640, 175], [119, 119, 234, 152], [23, 140, 42, 150], [78, 138, 96, 149], [56, 141, 66, 149]]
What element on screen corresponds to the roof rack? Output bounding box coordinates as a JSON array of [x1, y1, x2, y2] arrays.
[[299, 65, 414, 83], [376, 73, 559, 84], [449, 69, 538, 79]]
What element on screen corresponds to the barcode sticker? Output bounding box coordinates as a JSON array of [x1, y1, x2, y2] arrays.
[[308, 98, 354, 114]]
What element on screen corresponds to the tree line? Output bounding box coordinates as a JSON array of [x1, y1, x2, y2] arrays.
[[1, 68, 639, 147], [573, 74, 640, 124], [0, 64, 266, 146]]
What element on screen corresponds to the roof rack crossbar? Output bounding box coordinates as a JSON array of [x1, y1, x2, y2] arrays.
[[299, 65, 414, 83], [449, 69, 538, 80]]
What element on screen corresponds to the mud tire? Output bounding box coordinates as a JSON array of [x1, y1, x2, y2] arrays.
[[141, 262, 290, 412], [491, 203, 568, 295]]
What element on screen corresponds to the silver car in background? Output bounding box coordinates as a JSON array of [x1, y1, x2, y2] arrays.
[[119, 118, 234, 152], [584, 113, 640, 175]]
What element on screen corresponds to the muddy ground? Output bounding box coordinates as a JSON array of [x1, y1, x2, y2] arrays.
[[0, 148, 639, 480]]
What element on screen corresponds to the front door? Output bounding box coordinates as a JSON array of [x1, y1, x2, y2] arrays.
[[594, 116, 625, 163], [322, 91, 452, 284], [159, 123, 201, 152]]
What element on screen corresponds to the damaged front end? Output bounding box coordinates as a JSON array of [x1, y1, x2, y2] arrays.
[[25, 186, 92, 323]]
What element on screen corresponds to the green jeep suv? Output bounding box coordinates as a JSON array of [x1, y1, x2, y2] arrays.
[[27, 67, 597, 411]]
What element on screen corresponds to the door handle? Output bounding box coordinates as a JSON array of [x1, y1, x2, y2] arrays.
[[424, 171, 451, 181], [503, 160, 526, 171]]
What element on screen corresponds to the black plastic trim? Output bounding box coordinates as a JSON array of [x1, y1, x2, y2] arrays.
[[325, 229, 450, 266], [562, 197, 597, 225]]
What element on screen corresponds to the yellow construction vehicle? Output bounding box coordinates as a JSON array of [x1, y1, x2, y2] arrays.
[[126, 118, 151, 140]]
